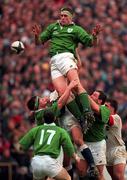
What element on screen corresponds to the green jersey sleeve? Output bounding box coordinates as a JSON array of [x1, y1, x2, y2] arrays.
[[19, 127, 36, 150], [99, 105, 110, 123], [76, 26, 93, 47], [60, 128, 75, 157], [39, 23, 54, 43]]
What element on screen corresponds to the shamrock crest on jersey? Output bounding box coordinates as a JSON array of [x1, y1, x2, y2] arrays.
[[67, 28, 73, 33]]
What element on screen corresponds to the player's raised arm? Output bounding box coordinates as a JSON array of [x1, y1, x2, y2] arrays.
[[32, 24, 42, 45]]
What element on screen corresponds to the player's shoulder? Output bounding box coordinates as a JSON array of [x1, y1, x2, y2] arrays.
[[57, 126, 68, 134], [49, 124, 64, 134], [29, 125, 41, 133], [112, 114, 121, 121], [101, 104, 110, 111], [54, 124, 63, 130], [74, 24, 85, 30], [34, 124, 44, 129], [55, 124, 62, 130], [100, 105, 111, 117], [47, 22, 58, 29]]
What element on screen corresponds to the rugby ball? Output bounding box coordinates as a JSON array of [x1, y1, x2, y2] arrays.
[[11, 41, 25, 54]]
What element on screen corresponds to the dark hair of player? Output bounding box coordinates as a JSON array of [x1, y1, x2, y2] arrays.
[[27, 96, 39, 111], [106, 98, 118, 113], [43, 109, 55, 124], [97, 90, 107, 105], [61, 7, 74, 16]]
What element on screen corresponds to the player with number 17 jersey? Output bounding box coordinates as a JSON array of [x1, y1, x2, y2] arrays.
[[19, 122, 75, 158]]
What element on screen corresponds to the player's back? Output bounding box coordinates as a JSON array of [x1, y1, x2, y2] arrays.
[[32, 123, 65, 158], [20, 119, 75, 159]]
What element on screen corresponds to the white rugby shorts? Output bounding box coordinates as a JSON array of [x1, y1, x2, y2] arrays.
[[31, 155, 63, 179], [51, 52, 78, 79], [56, 147, 64, 166], [58, 114, 81, 132], [106, 146, 126, 166], [86, 139, 107, 165]]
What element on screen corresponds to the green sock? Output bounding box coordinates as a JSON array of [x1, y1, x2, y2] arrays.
[[78, 92, 91, 112], [66, 99, 82, 120]]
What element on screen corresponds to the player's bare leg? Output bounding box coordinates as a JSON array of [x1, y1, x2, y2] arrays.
[[52, 75, 84, 123], [67, 68, 95, 130], [52, 69, 95, 131], [54, 167, 71, 180], [46, 178, 55, 180], [71, 126, 88, 176], [52, 72, 97, 178], [96, 165, 105, 180], [71, 126, 98, 178], [107, 164, 126, 180]]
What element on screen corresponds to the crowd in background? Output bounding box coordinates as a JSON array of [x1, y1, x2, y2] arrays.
[[0, 0, 127, 179]]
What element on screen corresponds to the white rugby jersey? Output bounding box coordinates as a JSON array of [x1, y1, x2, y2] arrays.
[[106, 114, 125, 148]]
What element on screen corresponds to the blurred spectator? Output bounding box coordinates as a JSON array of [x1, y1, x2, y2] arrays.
[[0, 147, 18, 180]]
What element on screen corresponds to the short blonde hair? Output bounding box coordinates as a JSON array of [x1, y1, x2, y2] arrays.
[[61, 7, 74, 18]]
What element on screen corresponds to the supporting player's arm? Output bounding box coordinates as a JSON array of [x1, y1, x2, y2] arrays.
[[61, 128, 80, 163], [88, 95, 100, 113], [57, 79, 78, 109]]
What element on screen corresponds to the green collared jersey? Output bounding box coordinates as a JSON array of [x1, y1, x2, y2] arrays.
[[19, 123, 75, 158], [85, 105, 110, 142], [39, 22, 94, 57], [35, 101, 60, 125]]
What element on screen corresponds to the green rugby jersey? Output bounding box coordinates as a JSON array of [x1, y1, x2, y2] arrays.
[[35, 101, 60, 125], [19, 123, 75, 158], [39, 22, 93, 57], [85, 105, 110, 142]]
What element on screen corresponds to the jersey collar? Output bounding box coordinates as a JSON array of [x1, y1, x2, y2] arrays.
[[57, 20, 75, 26], [44, 123, 56, 126]]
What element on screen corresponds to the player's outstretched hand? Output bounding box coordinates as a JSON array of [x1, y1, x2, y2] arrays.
[[92, 24, 103, 36], [32, 24, 41, 36]]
